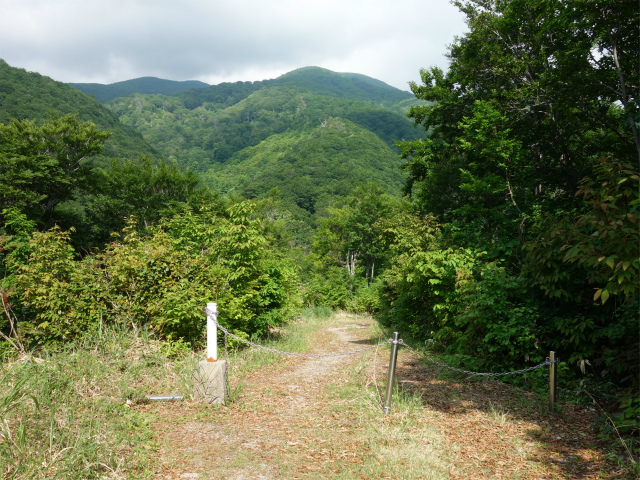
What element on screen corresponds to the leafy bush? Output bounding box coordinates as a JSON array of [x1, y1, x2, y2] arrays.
[[9, 201, 298, 345]]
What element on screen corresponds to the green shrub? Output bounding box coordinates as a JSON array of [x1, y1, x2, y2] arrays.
[[10, 201, 298, 345]]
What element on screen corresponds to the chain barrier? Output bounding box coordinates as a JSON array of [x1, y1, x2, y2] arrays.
[[397, 339, 557, 377], [210, 315, 392, 358], [206, 307, 555, 375], [204, 307, 561, 414]]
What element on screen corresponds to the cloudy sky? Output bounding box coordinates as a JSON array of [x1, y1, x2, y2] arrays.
[[0, 0, 468, 92]]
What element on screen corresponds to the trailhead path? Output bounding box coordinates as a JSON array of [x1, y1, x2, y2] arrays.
[[149, 313, 624, 480]]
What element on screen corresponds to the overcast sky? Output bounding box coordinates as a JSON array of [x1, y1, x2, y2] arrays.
[[0, 0, 468, 92]]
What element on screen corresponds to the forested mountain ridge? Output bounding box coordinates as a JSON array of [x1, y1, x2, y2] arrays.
[[160, 67, 415, 112], [0, 59, 158, 160], [71, 67, 413, 109], [69, 77, 210, 103], [105, 67, 425, 173]]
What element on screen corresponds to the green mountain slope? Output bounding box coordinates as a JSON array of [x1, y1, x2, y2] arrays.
[[272, 67, 413, 110], [202, 117, 404, 214], [173, 67, 415, 112], [106, 69, 424, 172], [69, 77, 209, 103], [0, 59, 157, 160]]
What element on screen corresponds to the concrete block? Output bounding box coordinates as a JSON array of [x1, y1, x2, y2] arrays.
[[194, 359, 227, 404]]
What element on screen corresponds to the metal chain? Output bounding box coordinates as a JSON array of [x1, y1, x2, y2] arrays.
[[212, 318, 391, 358], [204, 308, 556, 374], [398, 340, 557, 377]]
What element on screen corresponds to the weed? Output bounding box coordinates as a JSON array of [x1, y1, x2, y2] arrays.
[[0, 325, 196, 479], [488, 401, 509, 427]]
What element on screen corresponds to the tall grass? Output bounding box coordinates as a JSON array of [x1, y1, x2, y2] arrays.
[[0, 325, 198, 479]]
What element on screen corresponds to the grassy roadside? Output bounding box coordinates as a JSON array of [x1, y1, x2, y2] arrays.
[[318, 320, 452, 479], [0, 325, 187, 479], [372, 324, 638, 480], [0, 307, 334, 479], [3, 309, 632, 479]]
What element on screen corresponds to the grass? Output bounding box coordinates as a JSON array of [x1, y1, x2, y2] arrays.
[[488, 401, 510, 427], [223, 306, 334, 382], [0, 325, 198, 479], [4, 309, 633, 479], [0, 306, 333, 479], [316, 321, 452, 479]]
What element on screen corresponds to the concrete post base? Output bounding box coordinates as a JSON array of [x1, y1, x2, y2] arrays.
[[194, 359, 227, 404]]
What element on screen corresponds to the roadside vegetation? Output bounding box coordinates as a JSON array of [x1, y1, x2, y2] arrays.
[[0, 307, 331, 479]]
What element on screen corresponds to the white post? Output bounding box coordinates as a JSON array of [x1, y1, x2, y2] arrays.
[[206, 302, 218, 361]]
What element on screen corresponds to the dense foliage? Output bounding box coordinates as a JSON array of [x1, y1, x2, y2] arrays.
[[204, 118, 405, 229], [373, 0, 638, 412], [105, 68, 423, 172], [0, 59, 157, 160], [0, 115, 110, 227], [305, 184, 398, 310], [0, 117, 297, 349], [2, 202, 298, 346]]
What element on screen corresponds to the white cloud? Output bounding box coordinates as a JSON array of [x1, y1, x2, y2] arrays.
[[0, 0, 467, 91]]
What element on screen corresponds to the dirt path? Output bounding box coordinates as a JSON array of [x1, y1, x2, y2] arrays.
[[147, 314, 629, 480], [152, 313, 396, 479]]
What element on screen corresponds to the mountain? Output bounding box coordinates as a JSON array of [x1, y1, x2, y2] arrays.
[[172, 67, 415, 112], [203, 117, 405, 214], [105, 67, 424, 173], [69, 77, 210, 103], [0, 59, 157, 160], [0, 61, 422, 244]]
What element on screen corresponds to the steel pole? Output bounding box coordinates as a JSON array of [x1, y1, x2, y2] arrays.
[[549, 351, 557, 413], [383, 332, 400, 414]]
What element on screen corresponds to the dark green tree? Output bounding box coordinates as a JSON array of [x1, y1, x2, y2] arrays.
[[0, 115, 111, 226], [384, 0, 639, 392], [400, 0, 638, 257], [84, 155, 218, 244]]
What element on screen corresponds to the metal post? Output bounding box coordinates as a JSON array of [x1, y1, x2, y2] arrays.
[[207, 302, 218, 362], [549, 351, 557, 413], [383, 332, 400, 415]]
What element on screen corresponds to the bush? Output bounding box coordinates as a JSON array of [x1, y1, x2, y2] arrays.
[[9, 201, 298, 345]]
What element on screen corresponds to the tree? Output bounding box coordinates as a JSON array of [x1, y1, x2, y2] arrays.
[[0, 115, 111, 226], [385, 0, 639, 388], [399, 0, 638, 256], [84, 154, 214, 244], [313, 184, 396, 282]]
